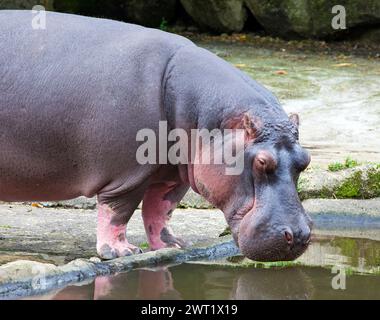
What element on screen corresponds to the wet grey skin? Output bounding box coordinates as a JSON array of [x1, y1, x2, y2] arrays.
[[0, 10, 311, 262]]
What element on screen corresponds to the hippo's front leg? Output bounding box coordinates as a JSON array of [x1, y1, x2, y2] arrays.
[[142, 182, 189, 250], [96, 204, 142, 259], [96, 188, 145, 260]]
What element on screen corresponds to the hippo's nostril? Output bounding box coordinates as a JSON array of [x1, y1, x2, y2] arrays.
[[284, 230, 293, 245]]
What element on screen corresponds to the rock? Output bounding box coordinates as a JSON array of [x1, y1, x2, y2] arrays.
[[124, 0, 177, 27], [41, 196, 97, 210], [298, 165, 380, 200], [55, 0, 177, 27], [303, 198, 380, 217], [0, 260, 60, 296], [0, 0, 54, 9], [355, 28, 380, 44], [180, 0, 247, 33], [54, 0, 126, 20], [0, 251, 65, 266], [180, 189, 213, 209], [0, 260, 58, 283], [0, 240, 237, 298], [245, 0, 380, 38]]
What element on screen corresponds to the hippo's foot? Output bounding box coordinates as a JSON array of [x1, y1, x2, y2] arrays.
[[149, 226, 187, 251], [160, 227, 187, 249], [96, 203, 142, 260], [97, 241, 142, 260]]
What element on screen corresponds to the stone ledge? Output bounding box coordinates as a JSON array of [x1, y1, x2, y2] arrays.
[[0, 238, 238, 298], [298, 165, 380, 200]]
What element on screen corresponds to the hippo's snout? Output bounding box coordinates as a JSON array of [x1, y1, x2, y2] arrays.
[[238, 209, 313, 262]]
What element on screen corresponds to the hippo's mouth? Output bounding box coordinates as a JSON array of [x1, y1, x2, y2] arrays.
[[241, 239, 309, 262], [233, 204, 312, 262]]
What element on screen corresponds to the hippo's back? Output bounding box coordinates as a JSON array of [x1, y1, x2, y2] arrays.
[[0, 11, 193, 201]]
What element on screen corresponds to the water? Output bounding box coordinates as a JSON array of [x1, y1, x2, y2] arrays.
[[31, 235, 380, 300]]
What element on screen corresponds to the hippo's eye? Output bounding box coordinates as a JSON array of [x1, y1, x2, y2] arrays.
[[254, 151, 277, 174], [258, 158, 266, 166]]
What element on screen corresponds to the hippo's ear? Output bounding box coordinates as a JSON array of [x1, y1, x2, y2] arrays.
[[289, 113, 300, 128], [223, 112, 258, 141], [242, 113, 258, 141]]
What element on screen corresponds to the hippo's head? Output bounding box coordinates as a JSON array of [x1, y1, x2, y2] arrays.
[[190, 112, 312, 262]]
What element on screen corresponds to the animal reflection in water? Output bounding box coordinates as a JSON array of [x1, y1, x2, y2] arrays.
[[40, 265, 314, 300]]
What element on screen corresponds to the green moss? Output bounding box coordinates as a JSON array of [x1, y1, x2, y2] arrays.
[[328, 162, 346, 172], [297, 176, 311, 200], [328, 157, 360, 172], [139, 242, 150, 250], [319, 186, 332, 199], [297, 176, 307, 192], [160, 18, 168, 31], [220, 256, 302, 269], [177, 203, 189, 209], [330, 166, 380, 199], [365, 168, 380, 198], [334, 171, 362, 198], [345, 157, 359, 169], [252, 261, 302, 269]]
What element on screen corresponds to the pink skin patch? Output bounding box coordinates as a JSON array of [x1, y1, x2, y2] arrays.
[[96, 204, 141, 259], [142, 183, 184, 250]]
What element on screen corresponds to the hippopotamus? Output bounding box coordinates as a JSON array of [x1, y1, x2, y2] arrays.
[[0, 10, 312, 261]]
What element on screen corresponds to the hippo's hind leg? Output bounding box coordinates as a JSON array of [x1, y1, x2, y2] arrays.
[[96, 187, 145, 260], [142, 182, 189, 250]]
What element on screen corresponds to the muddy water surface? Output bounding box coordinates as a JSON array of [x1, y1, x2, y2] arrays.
[[30, 233, 380, 300]]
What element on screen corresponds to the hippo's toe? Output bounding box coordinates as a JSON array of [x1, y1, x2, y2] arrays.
[[97, 243, 142, 260], [160, 229, 187, 249], [98, 244, 118, 260]]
